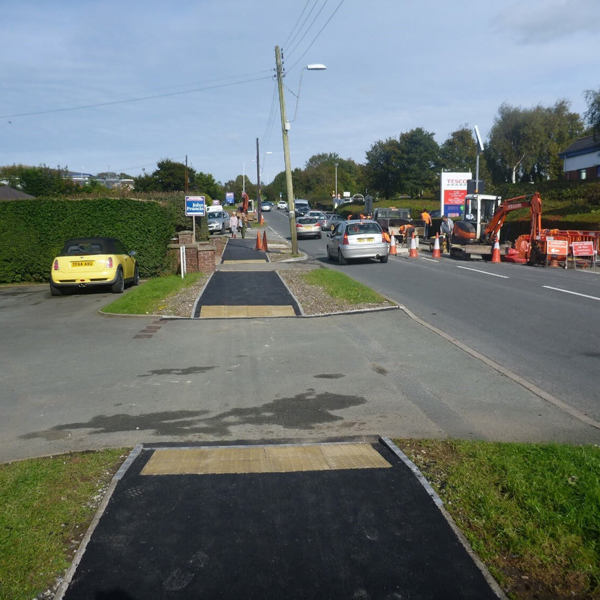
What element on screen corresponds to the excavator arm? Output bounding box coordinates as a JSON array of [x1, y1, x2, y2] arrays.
[[484, 192, 542, 242]]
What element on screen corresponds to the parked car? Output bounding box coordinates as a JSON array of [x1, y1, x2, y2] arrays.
[[207, 209, 231, 234], [277, 199, 288, 210], [295, 216, 322, 239], [306, 210, 328, 229], [261, 201, 273, 212], [326, 220, 388, 264], [323, 213, 344, 230], [50, 237, 139, 295]]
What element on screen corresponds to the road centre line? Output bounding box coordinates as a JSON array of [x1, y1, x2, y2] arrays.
[[420, 257, 439, 263], [456, 266, 509, 279], [543, 286, 600, 302]]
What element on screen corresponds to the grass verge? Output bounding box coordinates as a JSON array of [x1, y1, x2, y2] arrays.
[[397, 439, 600, 600], [102, 272, 205, 315], [302, 268, 387, 304], [0, 449, 127, 600]]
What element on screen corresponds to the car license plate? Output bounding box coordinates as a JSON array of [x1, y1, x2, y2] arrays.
[[358, 237, 374, 243], [71, 261, 94, 267]]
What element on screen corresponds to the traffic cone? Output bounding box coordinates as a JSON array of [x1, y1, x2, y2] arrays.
[[260, 214, 265, 225], [389, 233, 397, 255], [432, 233, 441, 258], [409, 232, 419, 258], [262, 231, 269, 252], [491, 237, 501, 263], [255, 231, 264, 251]]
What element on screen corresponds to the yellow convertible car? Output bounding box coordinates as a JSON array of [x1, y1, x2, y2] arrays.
[[50, 237, 139, 295]]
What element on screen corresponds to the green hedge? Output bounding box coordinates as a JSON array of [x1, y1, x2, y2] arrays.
[[0, 198, 177, 283]]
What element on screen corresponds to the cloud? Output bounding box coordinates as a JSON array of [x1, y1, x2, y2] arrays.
[[493, 0, 600, 43]]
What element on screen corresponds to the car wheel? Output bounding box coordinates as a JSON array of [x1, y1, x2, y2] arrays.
[[380, 254, 388, 263], [111, 268, 124, 293], [50, 283, 64, 296], [133, 265, 140, 286], [337, 249, 347, 265], [317, 232, 322, 239]]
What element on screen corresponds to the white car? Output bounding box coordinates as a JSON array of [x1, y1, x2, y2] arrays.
[[277, 200, 288, 210], [327, 220, 388, 264]]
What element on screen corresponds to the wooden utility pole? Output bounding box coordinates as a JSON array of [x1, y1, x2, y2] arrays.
[[256, 138, 262, 225], [275, 45, 297, 254]]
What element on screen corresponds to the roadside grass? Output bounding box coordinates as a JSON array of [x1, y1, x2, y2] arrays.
[[0, 449, 127, 600], [102, 272, 205, 314], [302, 268, 387, 304], [397, 439, 600, 600]]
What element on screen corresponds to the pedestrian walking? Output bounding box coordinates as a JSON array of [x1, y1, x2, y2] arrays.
[[420, 208, 432, 239], [440, 215, 454, 252], [230, 212, 238, 238], [239, 211, 247, 239]]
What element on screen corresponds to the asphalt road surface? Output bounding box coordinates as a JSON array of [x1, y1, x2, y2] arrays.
[[2, 274, 599, 462], [267, 209, 600, 423]]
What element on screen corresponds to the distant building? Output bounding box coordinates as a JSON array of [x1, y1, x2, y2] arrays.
[[559, 136, 600, 181], [64, 171, 134, 190]]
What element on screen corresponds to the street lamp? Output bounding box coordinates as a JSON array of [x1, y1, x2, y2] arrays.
[[274, 47, 327, 254], [335, 162, 339, 205]]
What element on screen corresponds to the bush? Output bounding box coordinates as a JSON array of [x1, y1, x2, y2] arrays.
[[0, 198, 176, 283]]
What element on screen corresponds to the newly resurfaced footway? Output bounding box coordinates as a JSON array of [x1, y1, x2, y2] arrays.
[[193, 271, 301, 318], [59, 439, 503, 599]]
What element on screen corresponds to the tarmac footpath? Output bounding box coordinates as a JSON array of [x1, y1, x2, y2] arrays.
[[194, 236, 302, 319], [58, 438, 505, 599]]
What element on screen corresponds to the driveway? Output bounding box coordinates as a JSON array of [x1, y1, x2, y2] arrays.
[[1, 284, 599, 463]]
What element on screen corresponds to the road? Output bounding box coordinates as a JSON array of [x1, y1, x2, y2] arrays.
[[266, 208, 600, 422]]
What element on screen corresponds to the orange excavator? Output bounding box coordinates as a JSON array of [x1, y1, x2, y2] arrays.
[[452, 192, 600, 265], [450, 192, 542, 260]]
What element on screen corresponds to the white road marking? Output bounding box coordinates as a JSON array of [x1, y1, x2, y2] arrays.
[[421, 257, 439, 263], [456, 266, 509, 279], [543, 286, 600, 302]]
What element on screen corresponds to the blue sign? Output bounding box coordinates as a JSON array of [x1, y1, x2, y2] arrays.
[[225, 192, 234, 205], [185, 196, 206, 216]]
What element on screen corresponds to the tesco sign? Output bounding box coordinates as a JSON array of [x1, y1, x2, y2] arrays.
[[440, 171, 471, 217]]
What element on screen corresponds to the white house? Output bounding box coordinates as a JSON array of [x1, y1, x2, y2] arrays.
[[559, 135, 600, 181]]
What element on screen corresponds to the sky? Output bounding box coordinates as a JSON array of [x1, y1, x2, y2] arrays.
[[1, 0, 599, 187]]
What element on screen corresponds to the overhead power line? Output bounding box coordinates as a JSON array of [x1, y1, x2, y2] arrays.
[[283, 0, 313, 48], [288, 0, 345, 72], [0, 74, 273, 120], [286, 0, 330, 60]]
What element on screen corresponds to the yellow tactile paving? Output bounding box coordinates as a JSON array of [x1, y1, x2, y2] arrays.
[[199, 305, 296, 318], [221, 259, 267, 264], [141, 443, 391, 475]]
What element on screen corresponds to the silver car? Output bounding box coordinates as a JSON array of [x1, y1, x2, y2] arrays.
[[207, 210, 231, 234], [296, 216, 322, 239], [323, 213, 344, 230], [326, 220, 389, 264]]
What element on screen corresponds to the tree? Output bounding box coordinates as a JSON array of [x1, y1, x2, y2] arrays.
[[439, 127, 477, 172], [364, 138, 403, 198], [194, 171, 222, 199], [486, 101, 583, 184], [584, 87, 600, 139], [396, 128, 439, 197], [153, 159, 194, 192]]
